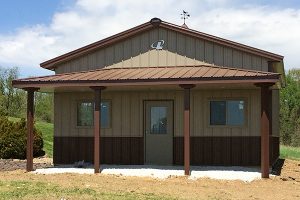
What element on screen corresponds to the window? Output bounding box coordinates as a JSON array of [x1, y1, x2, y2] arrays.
[[77, 101, 111, 128], [210, 100, 245, 126], [77, 102, 93, 126], [100, 101, 110, 128], [150, 106, 167, 134]]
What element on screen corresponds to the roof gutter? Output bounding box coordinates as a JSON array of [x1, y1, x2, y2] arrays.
[[13, 76, 280, 89]]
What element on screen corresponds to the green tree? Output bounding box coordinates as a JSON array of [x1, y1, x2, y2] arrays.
[[35, 92, 53, 123], [0, 67, 26, 117], [0, 66, 53, 123], [280, 69, 300, 146]]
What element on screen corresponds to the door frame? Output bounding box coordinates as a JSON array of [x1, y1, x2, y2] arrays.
[[143, 99, 174, 165]]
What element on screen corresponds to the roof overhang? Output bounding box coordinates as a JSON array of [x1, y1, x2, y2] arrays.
[[13, 65, 281, 90]]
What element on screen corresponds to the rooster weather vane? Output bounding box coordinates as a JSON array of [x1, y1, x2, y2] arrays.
[[181, 10, 190, 25]]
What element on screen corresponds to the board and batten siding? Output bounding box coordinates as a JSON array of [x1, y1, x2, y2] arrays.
[[53, 89, 280, 138], [54, 27, 269, 74]]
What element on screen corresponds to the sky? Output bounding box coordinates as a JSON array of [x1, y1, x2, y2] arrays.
[[0, 0, 299, 77]]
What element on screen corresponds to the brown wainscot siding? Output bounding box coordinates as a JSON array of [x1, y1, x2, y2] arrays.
[[54, 136, 279, 166], [173, 136, 279, 166], [53, 137, 144, 165]]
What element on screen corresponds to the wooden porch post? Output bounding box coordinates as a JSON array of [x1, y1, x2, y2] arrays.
[[90, 86, 106, 173], [25, 87, 38, 172], [180, 84, 195, 176], [256, 83, 274, 178]]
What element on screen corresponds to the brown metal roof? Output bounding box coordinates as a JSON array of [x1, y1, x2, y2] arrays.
[[13, 65, 280, 89], [40, 18, 284, 70]]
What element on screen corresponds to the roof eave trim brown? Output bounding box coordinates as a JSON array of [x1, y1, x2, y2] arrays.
[[12, 75, 280, 88]]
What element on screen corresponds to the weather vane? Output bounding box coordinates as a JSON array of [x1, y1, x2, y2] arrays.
[[181, 10, 190, 24]]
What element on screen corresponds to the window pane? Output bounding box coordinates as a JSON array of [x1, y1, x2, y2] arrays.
[[210, 101, 226, 125], [101, 101, 110, 128], [77, 102, 93, 126], [150, 106, 167, 134], [227, 100, 245, 125]]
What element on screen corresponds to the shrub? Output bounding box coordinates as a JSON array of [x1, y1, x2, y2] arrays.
[[0, 116, 45, 159]]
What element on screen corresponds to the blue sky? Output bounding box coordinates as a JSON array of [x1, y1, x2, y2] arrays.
[[0, 0, 299, 77]]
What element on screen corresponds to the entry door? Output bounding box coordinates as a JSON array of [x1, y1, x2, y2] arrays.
[[145, 101, 173, 165]]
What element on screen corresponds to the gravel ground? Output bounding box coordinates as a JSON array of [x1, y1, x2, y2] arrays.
[[0, 157, 53, 171], [34, 164, 264, 182]]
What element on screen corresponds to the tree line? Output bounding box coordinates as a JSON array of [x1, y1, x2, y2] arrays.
[[280, 69, 300, 147], [0, 66, 299, 147], [0, 67, 53, 123]]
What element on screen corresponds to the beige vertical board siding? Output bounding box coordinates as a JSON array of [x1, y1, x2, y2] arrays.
[[204, 41, 214, 63], [70, 97, 78, 137], [64, 93, 71, 137], [252, 56, 262, 71], [123, 39, 132, 67], [232, 50, 243, 68], [158, 28, 168, 66], [203, 90, 213, 136], [130, 93, 141, 137], [114, 42, 123, 68], [175, 91, 184, 137], [167, 30, 176, 65], [54, 88, 261, 138], [191, 90, 202, 136], [223, 48, 233, 67], [261, 58, 268, 71], [105, 46, 114, 68], [251, 89, 260, 136], [213, 45, 224, 66], [149, 29, 159, 67], [95, 49, 105, 69], [88, 51, 96, 69], [121, 92, 131, 136], [54, 27, 274, 74], [112, 92, 122, 136], [185, 36, 196, 65], [131, 35, 141, 67], [272, 89, 280, 136], [242, 54, 252, 69], [81, 56, 88, 71], [195, 39, 205, 62], [140, 32, 149, 67], [176, 32, 186, 66]]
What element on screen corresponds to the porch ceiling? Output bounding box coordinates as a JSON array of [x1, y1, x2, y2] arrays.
[[12, 64, 280, 90]]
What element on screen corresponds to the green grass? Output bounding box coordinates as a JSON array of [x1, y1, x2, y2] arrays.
[[0, 180, 173, 200], [280, 145, 300, 160], [8, 117, 54, 157]]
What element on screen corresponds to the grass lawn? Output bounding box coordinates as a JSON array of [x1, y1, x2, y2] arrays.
[[8, 117, 54, 157], [0, 179, 171, 200], [280, 145, 300, 160]]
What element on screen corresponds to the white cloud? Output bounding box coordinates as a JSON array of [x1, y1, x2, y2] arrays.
[[0, 0, 299, 77]]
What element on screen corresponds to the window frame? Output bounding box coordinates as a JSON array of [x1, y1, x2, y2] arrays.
[[149, 105, 168, 135], [76, 99, 112, 129], [208, 97, 248, 128]]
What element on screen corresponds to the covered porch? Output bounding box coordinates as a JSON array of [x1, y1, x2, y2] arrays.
[[12, 64, 280, 178]]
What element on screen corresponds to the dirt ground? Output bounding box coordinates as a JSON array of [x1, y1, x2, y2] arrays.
[[0, 158, 299, 200]]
